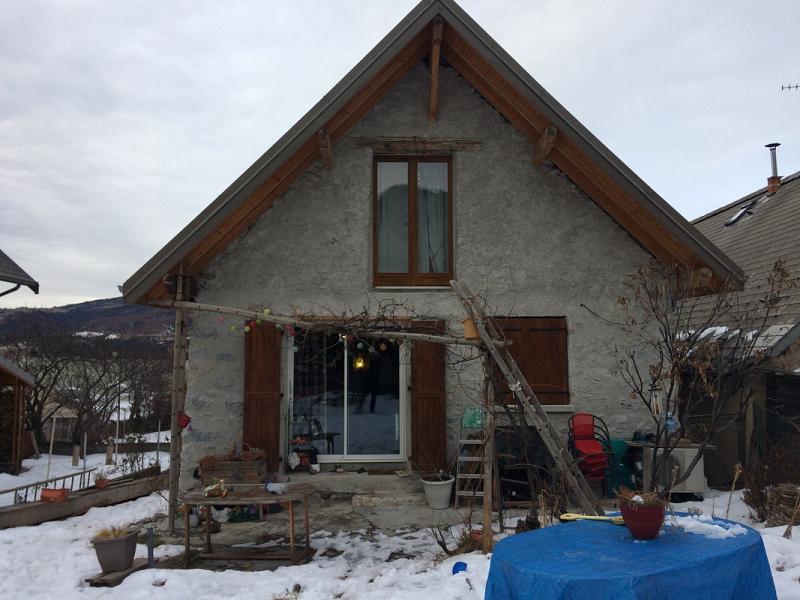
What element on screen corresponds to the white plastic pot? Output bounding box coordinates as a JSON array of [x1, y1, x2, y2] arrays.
[[422, 477, 454, 509]]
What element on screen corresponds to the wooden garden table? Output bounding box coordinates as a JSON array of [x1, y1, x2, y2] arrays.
[[179, 482, 315, 567]]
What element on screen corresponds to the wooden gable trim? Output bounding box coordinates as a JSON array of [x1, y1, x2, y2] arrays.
[[429, 16, 443, 122]]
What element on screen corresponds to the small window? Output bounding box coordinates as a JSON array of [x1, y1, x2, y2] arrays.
[[373, 157, 453, 286]]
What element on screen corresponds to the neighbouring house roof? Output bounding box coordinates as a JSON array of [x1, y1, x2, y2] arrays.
[[0, 355, 35, 387], [693, 171, 800, 357], [0, 249, 39, 294], [122, 0, 743, 305]]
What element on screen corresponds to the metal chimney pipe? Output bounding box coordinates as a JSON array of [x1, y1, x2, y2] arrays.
[[765, 143, 781, 194]]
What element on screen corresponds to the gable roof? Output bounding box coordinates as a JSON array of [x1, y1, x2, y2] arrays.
[[0, 249, 39, 294], [122, 0, 743, 305], [693, 170, 800, 356]]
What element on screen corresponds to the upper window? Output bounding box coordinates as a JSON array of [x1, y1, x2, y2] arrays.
[[373, 157, 453, 286]]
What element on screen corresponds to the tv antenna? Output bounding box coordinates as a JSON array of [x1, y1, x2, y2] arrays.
[[781, 84, 799, 91]]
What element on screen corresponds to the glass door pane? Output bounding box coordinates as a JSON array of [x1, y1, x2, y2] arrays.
[[291, 332, 344, 456], [346, 340, 401, 455]]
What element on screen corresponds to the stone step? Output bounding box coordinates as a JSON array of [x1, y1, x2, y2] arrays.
[[351, 492, 427, 508]]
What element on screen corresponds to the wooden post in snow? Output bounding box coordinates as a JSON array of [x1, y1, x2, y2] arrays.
[[167, 268, 188, 535], [482, 352, 495, 554]]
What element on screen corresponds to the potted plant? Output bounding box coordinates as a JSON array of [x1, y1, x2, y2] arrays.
[[421, 469, 455, 510], [617, 486, 666, 540], [91, 526, 138, 574], [40, 487, 69, 503], [93, 469, 110, 490]]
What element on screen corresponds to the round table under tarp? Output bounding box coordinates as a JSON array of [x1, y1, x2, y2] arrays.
[[484, 513, 776, 600]]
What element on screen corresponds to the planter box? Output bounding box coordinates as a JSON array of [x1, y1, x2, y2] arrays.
[[40, 488, 69, 503], [92, 531, 137, 574], [201, 458, 267, 485]]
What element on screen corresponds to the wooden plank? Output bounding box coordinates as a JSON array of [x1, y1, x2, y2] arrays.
[[533, 125, 558, 166], [86, 557, 172, 587], [0, 472, 169, 529], [353, 136, 482, 153], [429, 16, 443, 122], [168, 267, 187, 535], [318, 128, 333, 169]]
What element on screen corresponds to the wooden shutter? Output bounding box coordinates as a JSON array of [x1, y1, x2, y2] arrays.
[[410, 321, 447, 470], [495, 317, 569, 405], [243, 323, 282, 471]]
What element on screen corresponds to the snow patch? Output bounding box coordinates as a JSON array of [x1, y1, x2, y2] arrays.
[[671, 514, 747, 539]]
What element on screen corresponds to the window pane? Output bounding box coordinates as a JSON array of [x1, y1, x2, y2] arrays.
[[377, 162, 408, 273], [417, 162, 448, 273]]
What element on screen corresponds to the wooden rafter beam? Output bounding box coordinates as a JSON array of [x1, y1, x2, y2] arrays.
[[318, 128, 334, 169], [532, 125, 558, 166], [429, 16, 443, 122]]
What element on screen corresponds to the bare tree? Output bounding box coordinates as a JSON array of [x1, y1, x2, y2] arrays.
[[590, 259, 795, 493]]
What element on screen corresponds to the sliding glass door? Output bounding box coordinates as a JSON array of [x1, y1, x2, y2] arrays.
[[288, 331, 405, 461]]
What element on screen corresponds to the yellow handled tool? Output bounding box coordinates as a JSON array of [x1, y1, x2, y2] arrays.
[[559, 513, 625, 525]]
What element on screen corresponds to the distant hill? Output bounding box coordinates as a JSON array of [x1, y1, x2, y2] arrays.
[[0, 297, 173, 340]]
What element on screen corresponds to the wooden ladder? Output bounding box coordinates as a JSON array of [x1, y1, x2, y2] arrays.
[[455, 408, 486, 509], [450, 280, 604, 516]]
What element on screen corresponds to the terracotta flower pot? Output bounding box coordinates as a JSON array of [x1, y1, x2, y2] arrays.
[[95, 478, 109, 490], [40, 488, 69, 503], [91, 531, 137, 574], [620, 503, 665, 540], [177, 412, 191, 428], [462, 318, 479, 340]]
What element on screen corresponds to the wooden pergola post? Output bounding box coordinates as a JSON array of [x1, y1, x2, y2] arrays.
[[167, 267, 188, 534], [482, 352, 495, 554]]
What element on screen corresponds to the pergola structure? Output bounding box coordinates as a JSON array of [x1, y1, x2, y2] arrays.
[[0, 356, 35, 474]]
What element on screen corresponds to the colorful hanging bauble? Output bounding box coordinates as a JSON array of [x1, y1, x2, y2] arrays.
[[379, 343, 387, 352], [263, 308, 271, 316], [218, 315, 225, 323], [229, 325, 237, 332], [256, 318, 263, 325], [244, 325, 251, 333], [285, 325, 296, 337], [276, 323, 284, 331], [293, 345, 299, 353], [347, 335, 354, 343], [356, 342, 364, 350]]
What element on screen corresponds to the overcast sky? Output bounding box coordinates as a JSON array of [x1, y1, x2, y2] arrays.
[[1, 0, 798, 308]]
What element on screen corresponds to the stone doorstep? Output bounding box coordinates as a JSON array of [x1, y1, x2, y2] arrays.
[[351, 492, 427, 508], [284, 471, 423, 496]]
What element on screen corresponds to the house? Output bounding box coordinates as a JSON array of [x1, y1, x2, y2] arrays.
[[122, 0, 742, 492], [0, 356, 34, 474], [692, 151, 800, 483]]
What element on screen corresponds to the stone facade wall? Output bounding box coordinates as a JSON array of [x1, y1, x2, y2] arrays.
[[180, 64, 654, 490]]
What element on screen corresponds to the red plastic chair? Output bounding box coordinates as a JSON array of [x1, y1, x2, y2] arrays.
[[568, 412, 612, 494]]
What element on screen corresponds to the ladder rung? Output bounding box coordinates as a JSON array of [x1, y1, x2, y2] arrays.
[[459, 439, 484, 445], [458, 456, 482, 462], [456, 491, 484, 497], [457, 473, 483, 479]]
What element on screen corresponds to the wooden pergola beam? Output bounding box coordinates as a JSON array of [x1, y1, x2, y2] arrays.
[[533, 125, 558, 166], [149, 298, 509, 348], [429, 16, 443, 122], [318, 128, 334, 169]]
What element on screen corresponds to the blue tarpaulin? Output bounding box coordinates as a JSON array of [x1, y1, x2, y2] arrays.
[[485, 513, 776, 600]]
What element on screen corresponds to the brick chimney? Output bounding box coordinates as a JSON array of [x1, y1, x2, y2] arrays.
[[766, 143, 781, 194]]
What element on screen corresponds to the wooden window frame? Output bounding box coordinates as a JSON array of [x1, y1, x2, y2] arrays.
[[372, 155, 454, 287]]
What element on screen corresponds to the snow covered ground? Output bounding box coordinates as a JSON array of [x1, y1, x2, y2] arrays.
[[0, 451, 169, 506], [0, 487, 797, 599]]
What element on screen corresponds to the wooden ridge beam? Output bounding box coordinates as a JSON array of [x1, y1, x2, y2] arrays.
[[429, 16, 443, 122], [533, 125, 558, 166], [318, 128, 333, 169]]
